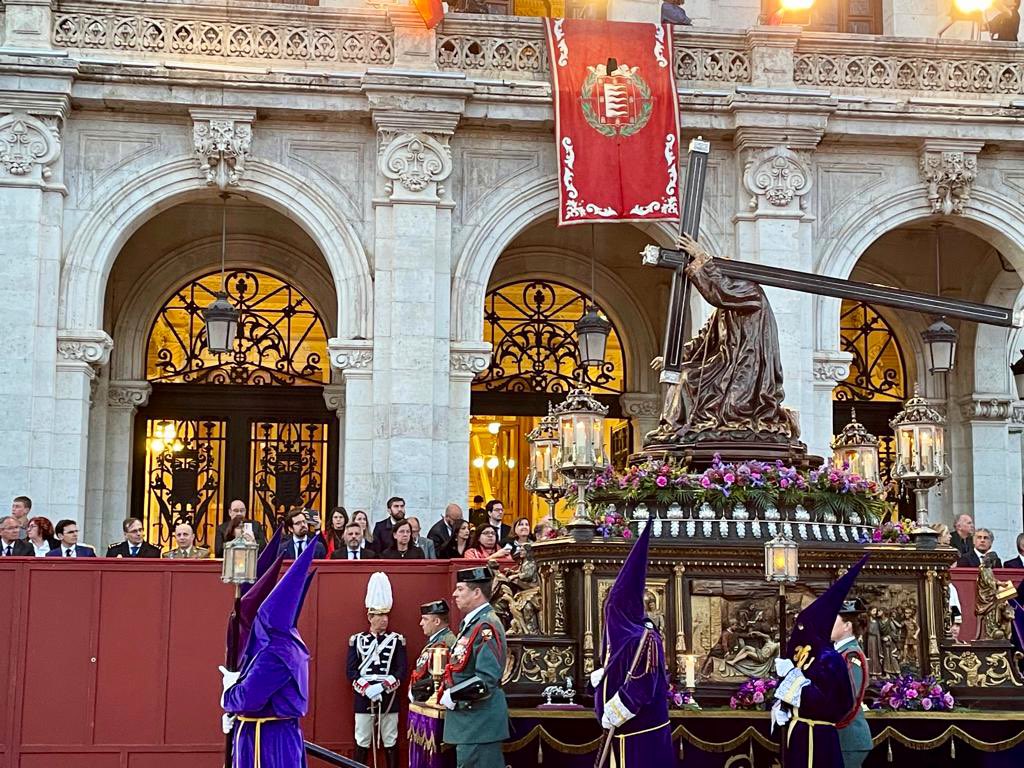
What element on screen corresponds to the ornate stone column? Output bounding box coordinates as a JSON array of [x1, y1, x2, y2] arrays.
[[98, 380, 151, 546], [810, 350, 852, 460], [448, 341, 492, 507], [619, 392, 661, 448], [329, 339, 374, 515], [322, 382, 346, 509], [733, 122, 825, 452]]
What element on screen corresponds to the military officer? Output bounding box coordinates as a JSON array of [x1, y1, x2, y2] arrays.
[[409, 600, 458, 702], [439, 566, 509, 768], [831, 597, 873, 768], [347, 572, 407, 768], [163, 521, 210, 559]]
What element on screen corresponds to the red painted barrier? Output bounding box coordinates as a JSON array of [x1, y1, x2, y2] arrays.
[[0, 558, 460, 767]]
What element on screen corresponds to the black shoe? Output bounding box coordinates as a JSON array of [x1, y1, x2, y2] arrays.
[[385, 746, 399, 768], [354, 746, 368, 766]]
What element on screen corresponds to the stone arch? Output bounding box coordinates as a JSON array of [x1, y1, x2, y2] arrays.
[[452, 176, 722, 348], [970, 272, 1024, 397], [110, 235, 336, 381], [489, 246, 661, 392], [60, 156, 372, 340]]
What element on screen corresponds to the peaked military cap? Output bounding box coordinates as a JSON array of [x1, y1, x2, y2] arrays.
[[456, 566, 492, 584], [838, 597, 867, 616], [420, 599, 450, 615]]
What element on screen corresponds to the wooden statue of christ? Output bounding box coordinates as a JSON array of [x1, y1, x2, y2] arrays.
[[646, 234, 798, 447]]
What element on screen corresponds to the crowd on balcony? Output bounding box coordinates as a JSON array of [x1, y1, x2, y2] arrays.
[[0, 494, 560, 564]]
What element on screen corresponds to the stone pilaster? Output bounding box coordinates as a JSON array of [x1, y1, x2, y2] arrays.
[[97, 380, 151, 547], [322, 382, 346, 509], [448, 341, 492, 508], [619, 392, 662, 448], [329, 338, 374, 515], [810, 349, 852, 460]]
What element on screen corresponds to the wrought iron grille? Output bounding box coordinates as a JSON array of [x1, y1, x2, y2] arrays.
[[142, 419, 225, 549], [473, 280, 624, 395], [833, 300, 907, 403], [249, 420, 329, 529], [147, 269, 327, 386]]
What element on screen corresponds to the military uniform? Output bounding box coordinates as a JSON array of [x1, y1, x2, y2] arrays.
[[163, 545, 211, 559], [836, 634, 872, 767], [441, 568, 509, 768], [410, 600, 457, 703]]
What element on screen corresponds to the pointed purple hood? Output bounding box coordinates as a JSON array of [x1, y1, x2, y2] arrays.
[[602, 521, 654, 659], [248, 532, 318, 662], [786, 555, 869, 659]]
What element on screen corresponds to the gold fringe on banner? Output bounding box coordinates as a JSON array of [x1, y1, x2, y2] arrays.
[[871, 725, 1024, 753], [407, 722, 440, 755]]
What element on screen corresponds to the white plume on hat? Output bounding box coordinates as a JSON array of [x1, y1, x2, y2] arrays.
[[365, 571, 394, 615]]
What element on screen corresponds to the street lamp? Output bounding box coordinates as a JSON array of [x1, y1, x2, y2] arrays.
[[525, 407, 568, 523], [764, 533, 798, 655], [921, 317, 958, 375], [890, 385, 949, 529], [831, 408, 880, 486], [203, 192, 240, 354], [551, 385, 609, 540], [575, 306, 612, 368]]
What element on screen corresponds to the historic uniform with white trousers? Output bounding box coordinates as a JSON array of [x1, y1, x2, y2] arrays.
[[346, 572, 407, 768], [833, 598, 872, 768]]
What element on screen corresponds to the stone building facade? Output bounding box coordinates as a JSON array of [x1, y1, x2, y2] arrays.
[[2, 0, 1023, 552]]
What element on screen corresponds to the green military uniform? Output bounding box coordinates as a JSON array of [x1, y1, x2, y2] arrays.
[[836, 635, 872, 767], [163, 545, 210, 559], [409, 625, 457, 699], [442, 601, 509, 768]]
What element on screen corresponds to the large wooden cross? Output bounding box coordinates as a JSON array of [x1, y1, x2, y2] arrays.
[[644, 143, 1016, 378]]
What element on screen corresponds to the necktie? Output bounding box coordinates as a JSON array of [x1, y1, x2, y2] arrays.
[[65, 548, 73, 557], [296, 540, 304, 556], [130, 545, 139, 557], [351, 550, 359, 560], [4, 545, 11, 556]]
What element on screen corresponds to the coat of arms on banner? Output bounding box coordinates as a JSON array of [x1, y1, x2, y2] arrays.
[[581, 63, 653, 138]]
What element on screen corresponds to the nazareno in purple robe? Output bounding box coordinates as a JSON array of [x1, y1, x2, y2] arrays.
[[223, 535, 317, 768], [593, 522, 675, 768]]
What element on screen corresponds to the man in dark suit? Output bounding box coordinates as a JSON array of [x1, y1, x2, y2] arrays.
[[372, 497, 406, 553], [279, 508, 326, 559], [957, 527, 1002, 568], [468, 495, 487, 529], [485, 499, 511, 544], [330, 522, 373, 560], [106, 517, 161, 558], [950, 514, 975, 557], [427, 503, 463, 557], [1003, 533, 1024, 569], [0, 515, 33, 556], [214, 498, 267, 557], [45, 519, 97, 557]]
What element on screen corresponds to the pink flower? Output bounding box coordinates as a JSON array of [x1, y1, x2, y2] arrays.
[[700, 476, 712, 488], [724, 472, 736, 484], [943, 693, 954, 708], [921, 697, 933, 711], [753, 691, 764, 703], [656, 475, 668, 488], [622, 529, 633, 539], [906, 689, 918, 699]]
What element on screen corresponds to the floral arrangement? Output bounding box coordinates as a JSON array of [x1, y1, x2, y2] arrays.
[[729, 676, 778, 710], [805, 462, 888, 523], [862, 518, 914, 545], [872, 675, 955, 712], [668, 682, 701, 711], [615, 460, 696, 504], [594, 508, 632, 539], [698, 456, 777, 514]]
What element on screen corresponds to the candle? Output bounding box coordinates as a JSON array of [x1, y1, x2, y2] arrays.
[[430, 647, 446, 675], [574, 420, 587, 463], [685, 655, 696, 690]]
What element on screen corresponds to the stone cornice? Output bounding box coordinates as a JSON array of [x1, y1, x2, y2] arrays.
[[958, 394, 1014, 422], [56, 330, 113, 375], [449, 340, 491, 381], [328, 337, 373, 381]]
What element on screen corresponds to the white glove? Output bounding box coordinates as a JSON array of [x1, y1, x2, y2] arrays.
[[365, 683, 384, 702], [408, 689, 414, 703], [600, 693, 635, 730], [590, 667, 605, 688], [440, 689, 455, 710], [774, 657, 795, 678], [774, 667, 810, 709], [770, 701, 791, 732], [218, 665, 242, 692], [221, 713, 236, 735]]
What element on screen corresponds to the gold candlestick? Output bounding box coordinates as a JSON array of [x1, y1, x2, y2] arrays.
[[426, 647, 447, 708]]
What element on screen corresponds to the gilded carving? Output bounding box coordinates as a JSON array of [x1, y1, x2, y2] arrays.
[[517, 646, 576, 684], [553, 566, 566, 634], [942, 648, 1024, 688], [583, 561, 595, 674], [492, 550, 542, 636], [850, 583, 922, 676]]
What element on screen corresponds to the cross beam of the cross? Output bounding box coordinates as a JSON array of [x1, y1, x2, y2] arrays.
[[641, 246, 1016, 328]]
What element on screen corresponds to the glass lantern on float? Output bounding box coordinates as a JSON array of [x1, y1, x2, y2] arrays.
[[524, 407, 568, 524], [831, 408, 880, 487], [764, 533, 798, 658], [551, 385, 609, 542], [890, 385, 949, 536]]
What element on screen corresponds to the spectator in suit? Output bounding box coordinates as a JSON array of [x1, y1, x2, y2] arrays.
[[486, 499, 511, 544], [957, 527, 1002, 568], [950, 514, 975, 557], [323, 507, 349, 559], [46, 519, 96, 557], [106, 517, 161, 558], [1004, 533, 1024, 569], [372, 497, 406, 553], [439, 519, 471, 559], [214, 499, 267, 557], [464, 524, 513, 563], [661, 0, 693, 25], [10, 496, 32, 540], [407, 517, 436, 558], [163, 521, 210, 559], [26, 516, 59, 557], [468, 495, 487, 529], [990, 0, 1022, 41], [428, 503, 464, 556], [0, 516, 33, 556], [279, 508, 326, 559], [331, 522, 374, 560], [380, 519, 425, 560], [352, 510, 376, 552]]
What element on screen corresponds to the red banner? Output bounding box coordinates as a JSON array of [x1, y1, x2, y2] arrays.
[[545, 19, 680, 225]]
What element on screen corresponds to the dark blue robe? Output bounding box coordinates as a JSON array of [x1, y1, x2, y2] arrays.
[[781, 649, 852, 768]]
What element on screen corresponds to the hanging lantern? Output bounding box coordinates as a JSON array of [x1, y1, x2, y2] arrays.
[[921, 317, 958, 375], [831, 408, 880, 485], [764, 533, 799, 584], [1011, 350, 1024, 400], [575, 306, 612, 368], [220, 526, 258, 585], [203, 292, 240, 354]]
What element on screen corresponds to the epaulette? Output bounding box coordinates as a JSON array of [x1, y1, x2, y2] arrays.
[[397, 633, 406, 645], [349, 633, 358, 646]]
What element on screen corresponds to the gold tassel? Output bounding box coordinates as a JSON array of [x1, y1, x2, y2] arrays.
[[887, 740, 893, 763], [537, 736, 543, 764], [950, 736, 956, 759], [679, 737, 684, 760]]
